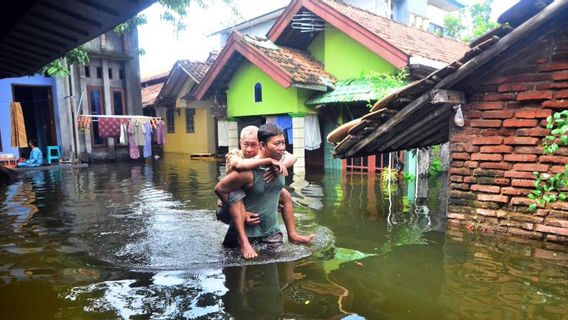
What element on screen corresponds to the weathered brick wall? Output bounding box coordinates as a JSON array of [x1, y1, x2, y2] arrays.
[[448, 28, 568, 243]]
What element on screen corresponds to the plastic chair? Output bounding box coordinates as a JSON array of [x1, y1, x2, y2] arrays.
[[46, 146, 61, 164]]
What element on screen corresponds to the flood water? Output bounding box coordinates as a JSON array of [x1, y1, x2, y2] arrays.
[[1, 154, 568, 319]]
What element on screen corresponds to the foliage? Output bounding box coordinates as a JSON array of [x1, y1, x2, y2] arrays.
[[442, 0, 499, 42], [528, 110, 568, 211], [402, 172, 415, 182], [428, 145, 443, 176], [40, 46, 89, 77], [381, 168, 399, 184], [365, 69, 408, 107]]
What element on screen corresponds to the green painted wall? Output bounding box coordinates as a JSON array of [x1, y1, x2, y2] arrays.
[[227, 62, 312, 117], [309, 25, 396, 80]]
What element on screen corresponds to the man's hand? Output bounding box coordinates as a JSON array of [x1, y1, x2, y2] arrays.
[[263, 160, 288, 183], [245, 212, 260, 225]]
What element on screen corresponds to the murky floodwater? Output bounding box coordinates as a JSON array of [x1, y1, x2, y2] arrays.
[[1, 155, 568, 319]]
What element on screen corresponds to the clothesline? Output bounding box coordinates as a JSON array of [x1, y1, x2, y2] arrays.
[[78, 114, 161, 120]]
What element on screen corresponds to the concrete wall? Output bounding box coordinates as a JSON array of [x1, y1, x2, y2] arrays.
[[447, 27, 568, 243], [0, 75, 58, 157]]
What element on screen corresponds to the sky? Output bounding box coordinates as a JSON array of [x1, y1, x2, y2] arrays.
[[138, 0, 514, 79]]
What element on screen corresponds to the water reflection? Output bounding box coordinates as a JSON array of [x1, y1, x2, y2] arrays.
[[1, 157, 568, 319]]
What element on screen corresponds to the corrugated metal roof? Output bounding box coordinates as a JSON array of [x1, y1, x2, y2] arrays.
[[306, 78, 406, 105]]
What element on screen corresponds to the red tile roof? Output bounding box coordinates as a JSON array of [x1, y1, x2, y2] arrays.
[[178, 60, 211, 82], [242, 35, 336, 88], [141, 82, 164, 108], [321, 0, 469, 64]]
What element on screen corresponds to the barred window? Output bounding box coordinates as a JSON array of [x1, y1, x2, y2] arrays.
[[185, 108, 195, 133], [166, 109, 175, 133]]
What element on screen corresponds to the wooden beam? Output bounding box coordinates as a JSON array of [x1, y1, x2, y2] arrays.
[[386, 106, 452, 151], [430, 89, 466, 105], [342, 93, 431, 158]]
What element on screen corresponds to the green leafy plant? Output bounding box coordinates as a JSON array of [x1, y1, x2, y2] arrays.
[[365, 69, 408, 108], [428, 145, 443, 177], [528, 110, 568, 211], [402, 172, 415, 181]]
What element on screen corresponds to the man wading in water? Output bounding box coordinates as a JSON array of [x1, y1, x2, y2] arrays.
[[215, 123, 314, 258]]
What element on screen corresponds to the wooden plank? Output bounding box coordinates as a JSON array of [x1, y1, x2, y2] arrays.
[[341, 93, 431, 158], [430, 89, 466, 105], [396, 113, 451, 150]]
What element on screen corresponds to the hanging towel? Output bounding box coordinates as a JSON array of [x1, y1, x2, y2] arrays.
[[304, 114, 322, 151], [98, 117, 121, 138], [119, 121, 127, 144], [134, 119, 146, 146], [275, 115, 293, 142], [143, 122, 153, 158], [127, 120, 140, 160], [10, 102, 27, 148]]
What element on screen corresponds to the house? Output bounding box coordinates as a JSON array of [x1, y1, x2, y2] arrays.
[[329, 0, 568, 243], [195, 0, 468, 172], [152, 55, 218, 155], [0, 27, 142, 163], [141, 71, 169, 117]]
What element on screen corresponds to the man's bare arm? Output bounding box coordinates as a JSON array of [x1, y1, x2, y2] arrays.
[[281, 151, 297, 169], [230, 157, 278, 172], [215, 171, 253, 204]]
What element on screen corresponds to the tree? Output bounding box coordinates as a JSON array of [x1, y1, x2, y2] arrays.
[[442, 0, 499, 42]]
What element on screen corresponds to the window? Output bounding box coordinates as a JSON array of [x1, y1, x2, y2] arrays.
[[119, 68, 125, 80], [254, 83, 262, 102], [185, 108, 195, 133], [166, 109, 175, 133], [88, 87, 105, 146], [111, 89, 124, 115], [108, 67, 113, 79], [96, 67, 102, 79], [84, 66, 90, 77]]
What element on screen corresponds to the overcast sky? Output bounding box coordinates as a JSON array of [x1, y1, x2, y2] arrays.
[[138, 0, 514, 79]]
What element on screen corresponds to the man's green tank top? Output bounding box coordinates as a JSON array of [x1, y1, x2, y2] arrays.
[[243, 168, 285, 238]]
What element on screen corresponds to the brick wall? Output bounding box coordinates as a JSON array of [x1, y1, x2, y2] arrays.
[[448, 28, 568, 243]]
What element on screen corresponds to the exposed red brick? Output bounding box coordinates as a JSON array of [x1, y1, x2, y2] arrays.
[[476, 177, 510, 185], [498, 83, 531, 93], [450, 144, 479, 153], [480, 145, 513, 153], [471, 153, 503, 161], [464, 161, 479, 168], [449, 175, 463, 182], [516, 73, 551, 82], [512, 163, 550, 172], [508, 228, 543, 239], [540, 82, 568, 89], [467, 110, 483, 119], [472, 136, 503, 145], [449, 191, 475, 200], [481, 76, 509, 85], [467, 101, 503, 110], [504, 171, 537, 179], [511, 179, 536, 187], [540, 155, 568, 164], [479, 162, 512, 170], [481, 110, 514, 119], [545, 218, 568, 229], [451, 183, 470, 191], [476, 208, 498, 216], [551, 70, 568, 81], [551, 202, 568, 211], [504, 154, 538, 162], [471, 184, 501, 193], [516, 128, 551, 137], [535, 224, 568, 236], [451, 134, 474, 143], [451, 161, 464, 168], [502, 187, 531, 196], [539, 62, 568, 72], [503, 119, 539, 127], [480, 128, 515, 136], [473, 169, 505, 177], [464, 177, 477, 183], [504, 136, 539, 145], [542, 100, 568, 108], [555, 90, 568, 99], [517, 90, 554, 101], [471, 119, 502, 127], [511, 197, 536, 206], [551, 165, 567, 173], [451, 152, 470, 160], [514, 146, 544, 154], [478, 194, 509, 203], [483, 93, 517, 101], [449, 167, 471, 176], [447, 213, 466, 220]]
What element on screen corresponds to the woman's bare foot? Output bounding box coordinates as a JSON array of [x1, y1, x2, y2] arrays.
[[241, 243, 258, 259], [289, 233, 315, 244]]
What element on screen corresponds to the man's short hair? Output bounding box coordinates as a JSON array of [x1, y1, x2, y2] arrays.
[[240, 125, 258, 141], [258, 123, 284, 145]]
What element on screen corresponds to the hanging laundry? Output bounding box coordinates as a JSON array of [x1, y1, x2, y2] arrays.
[[275, 115, 293, 142], [119, 121, 128, 144], [143, 122, 153, 158], [76, 115, 92, 130], [155, 120, 166, 145], [304, 114, 322, 151], [127, 120, 140, 160], [134, 119, 146, 146], [265, 116, 276, 124], [98, 117, 121, 138]]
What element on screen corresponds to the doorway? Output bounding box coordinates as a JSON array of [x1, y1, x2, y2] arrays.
[[12, 85, 57, 158]]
